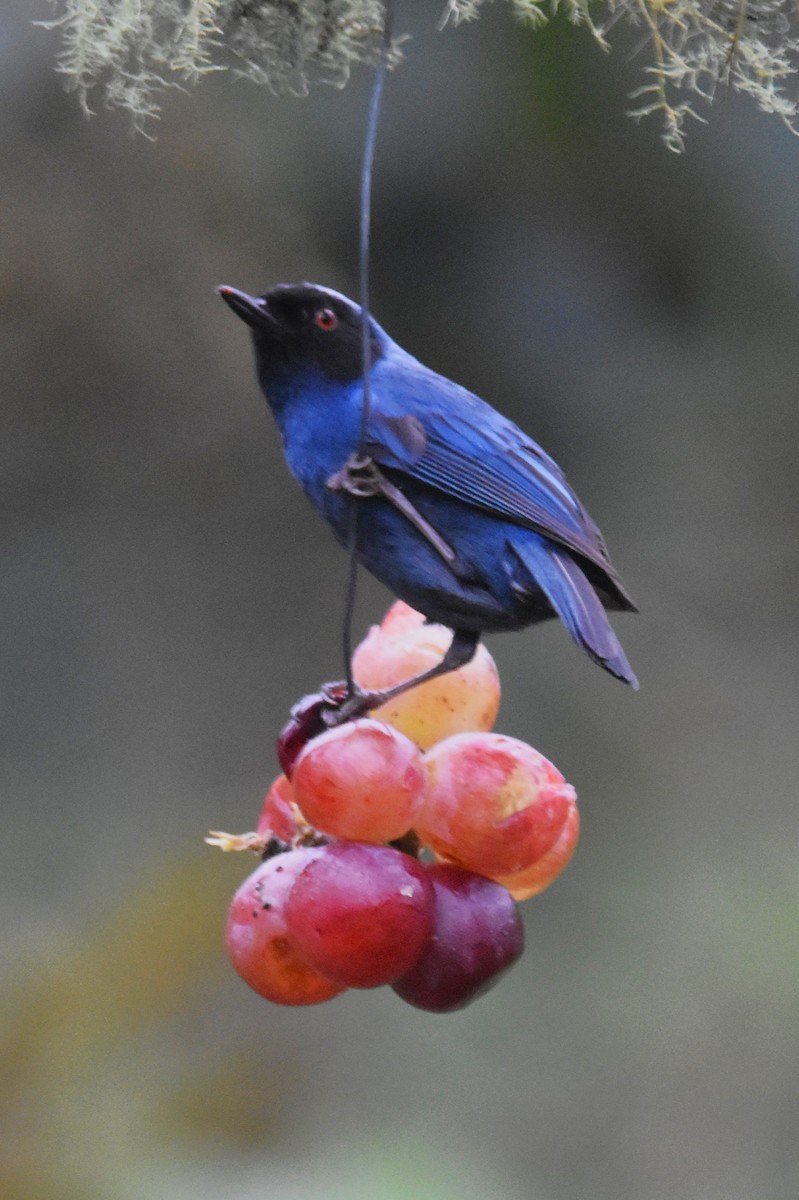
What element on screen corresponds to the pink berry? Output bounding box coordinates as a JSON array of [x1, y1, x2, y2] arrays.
[[352, 601, 500, 751], [284, 842, 434, 988], [417, 733, 576, 878], [226, 851, 345, 1006], [392, 864, 524, 1013], [255, 774, 302, 844], [291, 719, 425, 844], [493, 798, 580, 899]]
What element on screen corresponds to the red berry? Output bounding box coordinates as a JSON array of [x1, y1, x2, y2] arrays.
[[276, 683, 348, 778], [392, 864, 524, 1013], [284, 842, 434, 988], [255, 774, 302, 843], [417, 733, 576, 878], [226, 851, 345, 1006], [494, 797, 580, 899], [292, 719, 425, 843]]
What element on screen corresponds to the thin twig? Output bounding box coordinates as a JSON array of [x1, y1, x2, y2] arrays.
[[341, 0, 395, 693]]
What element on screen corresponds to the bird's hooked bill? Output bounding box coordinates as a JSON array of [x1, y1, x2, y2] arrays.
[[218, 285, 275, 332]]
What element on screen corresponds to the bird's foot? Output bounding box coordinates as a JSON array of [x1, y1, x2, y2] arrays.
[[321, 683, 394, 728], [327, 454, 462, 573], [323, 628, 481, 729], [276, 631, 480, 772], [326, 454, 383, 498], [276, 680, 387, 775]]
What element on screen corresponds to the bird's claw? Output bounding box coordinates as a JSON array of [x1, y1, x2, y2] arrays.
[[326, 454, 383, 498], [320, 683, 387, 728], [327, 453, 463, 575], [276, 679, 388, 774]]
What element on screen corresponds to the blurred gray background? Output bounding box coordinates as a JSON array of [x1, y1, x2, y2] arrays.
[[2, 2, 798, 1198]]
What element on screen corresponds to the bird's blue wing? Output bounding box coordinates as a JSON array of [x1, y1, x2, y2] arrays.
[[366, 359, 621, 584]]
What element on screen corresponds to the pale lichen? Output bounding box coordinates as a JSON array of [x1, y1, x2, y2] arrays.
[[222, 0, 391, 94], [41, 0, 799, 147], [444, 0, 799, 150], [42, 0, 393, 124]]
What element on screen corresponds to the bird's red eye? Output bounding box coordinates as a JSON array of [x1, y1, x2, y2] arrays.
[[314, 308, 338, 332]]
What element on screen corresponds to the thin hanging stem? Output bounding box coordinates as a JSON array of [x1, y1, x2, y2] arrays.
[[357, 5, 393, 452], [341, 0, 395, 694]]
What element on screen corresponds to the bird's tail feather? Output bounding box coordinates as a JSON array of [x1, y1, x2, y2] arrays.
[[514, 539, 639, 688]]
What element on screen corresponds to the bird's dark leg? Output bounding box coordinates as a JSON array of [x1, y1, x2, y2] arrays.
[[325, 454, 480, 726], [323, 628, 481, 728]]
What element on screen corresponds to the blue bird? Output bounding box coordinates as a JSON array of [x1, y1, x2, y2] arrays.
[[219, 282, 638, 703]]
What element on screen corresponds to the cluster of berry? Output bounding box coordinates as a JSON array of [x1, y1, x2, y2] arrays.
[[213, 603, 579, 1013]]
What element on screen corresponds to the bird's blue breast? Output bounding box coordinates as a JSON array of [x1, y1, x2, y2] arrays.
[[265, 366, 364, 535]]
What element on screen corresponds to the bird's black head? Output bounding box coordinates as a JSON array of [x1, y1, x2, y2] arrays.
[[218, 282, 384, 384]]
